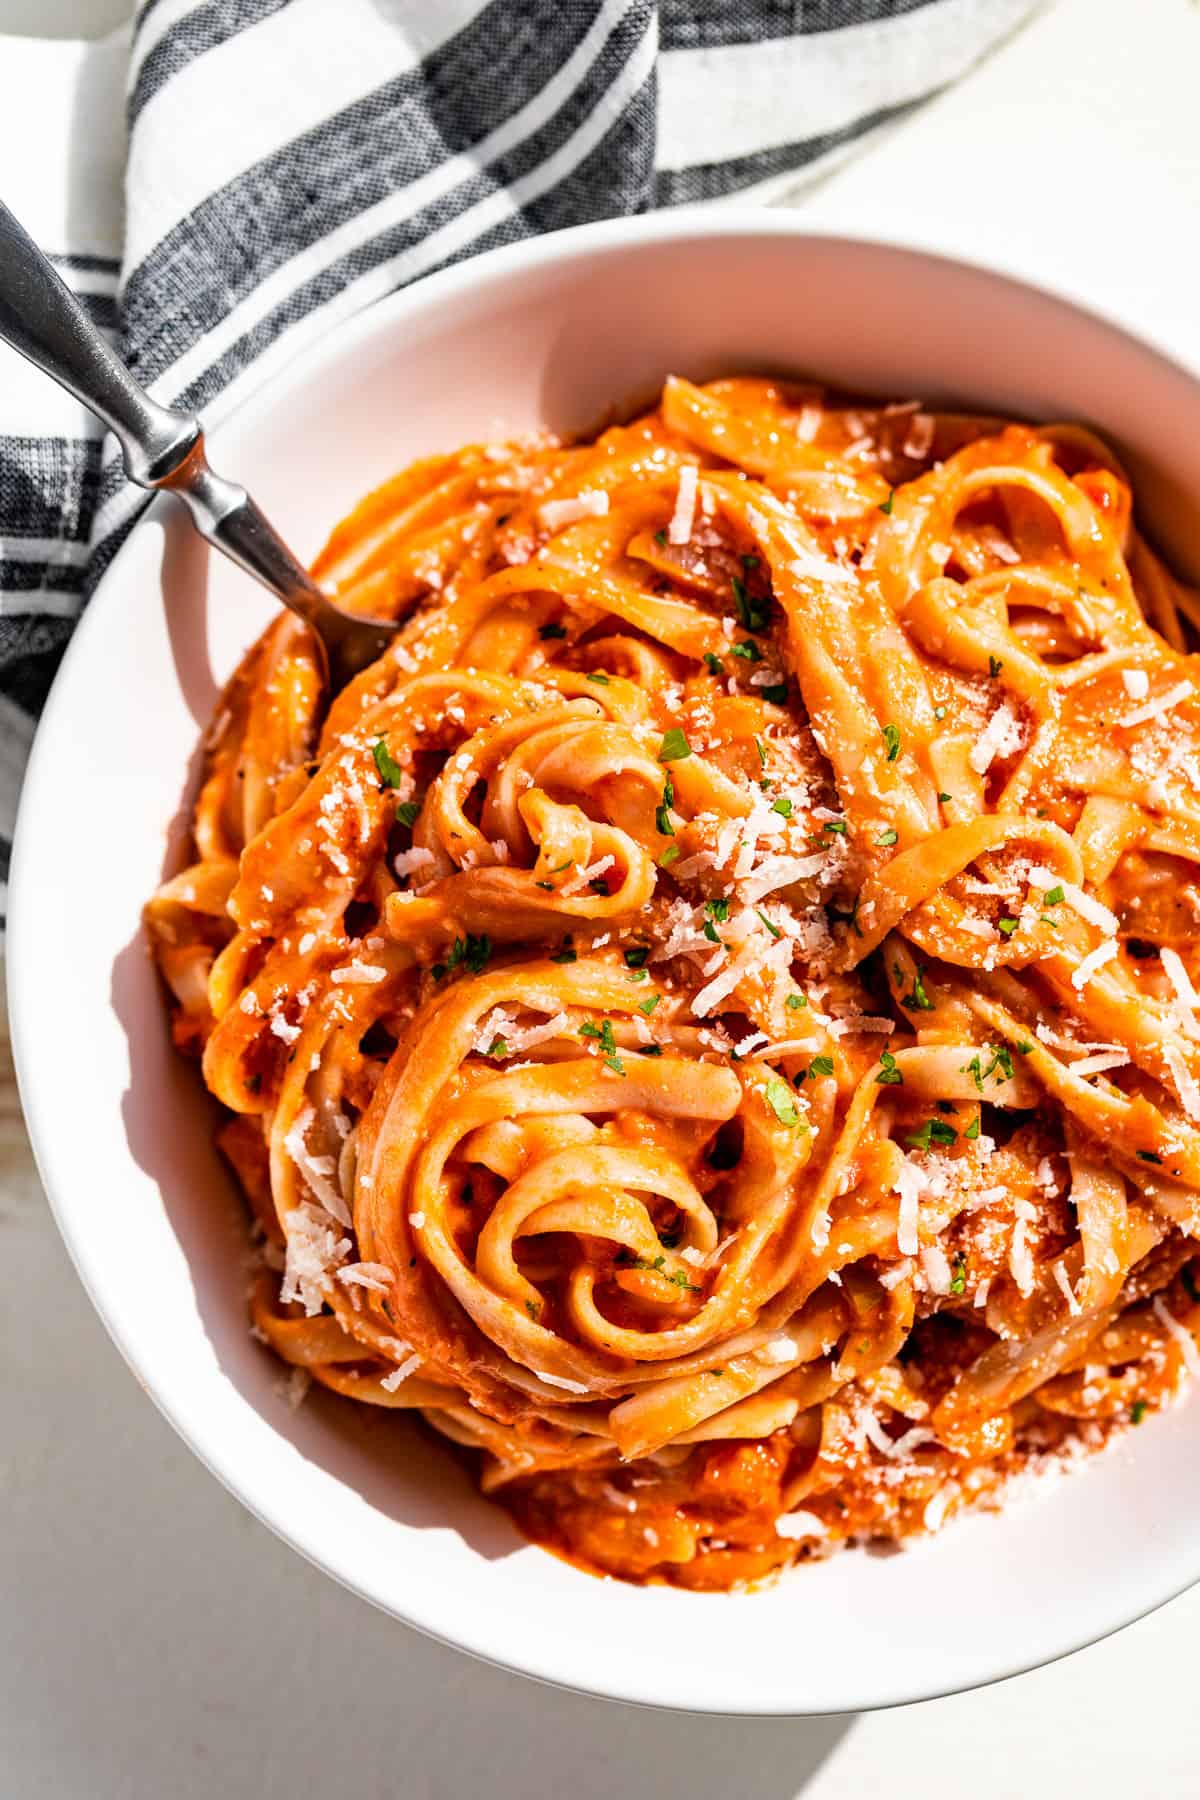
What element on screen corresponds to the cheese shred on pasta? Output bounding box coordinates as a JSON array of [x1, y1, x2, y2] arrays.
[[146, 376, 1200, 1590]]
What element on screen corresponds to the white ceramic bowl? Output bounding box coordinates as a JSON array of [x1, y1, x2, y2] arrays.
[[12, 215, 1200, 1715]]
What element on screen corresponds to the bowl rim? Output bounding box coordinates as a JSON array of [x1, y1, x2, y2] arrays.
[[11, 208, 1200, 1715]]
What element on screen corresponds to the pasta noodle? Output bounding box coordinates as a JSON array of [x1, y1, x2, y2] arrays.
[[146, 376, 1200, 1590]]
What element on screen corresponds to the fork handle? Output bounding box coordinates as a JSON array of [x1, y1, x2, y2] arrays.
[[0, 199, 200, 487]]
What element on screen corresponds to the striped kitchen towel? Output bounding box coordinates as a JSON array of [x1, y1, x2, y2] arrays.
[[0, 0, 1042, 911]]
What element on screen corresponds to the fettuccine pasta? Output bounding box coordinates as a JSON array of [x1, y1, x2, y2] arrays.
[[147, 376, 1200, 1589]]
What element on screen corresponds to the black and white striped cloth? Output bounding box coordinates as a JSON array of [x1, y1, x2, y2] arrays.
[[0, 0, 1041, 911]]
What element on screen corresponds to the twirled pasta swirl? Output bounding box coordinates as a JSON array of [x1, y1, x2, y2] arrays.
[[147, 376, 1200, 1589]]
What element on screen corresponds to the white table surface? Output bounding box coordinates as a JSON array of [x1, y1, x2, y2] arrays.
[[6, 1, 1200, 1793]]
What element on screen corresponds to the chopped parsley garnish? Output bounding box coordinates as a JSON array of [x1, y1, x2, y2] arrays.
[[445, 933, 491, 977], [742, 554, 759, 570], [622, 1253, 700, 1292], [372, 737, 405, 788], [1137, 1150, 1163, 1164], [901, 965, 934, 1011], [879, 491, 894, 515], [654, 528, 667, 546], [1044, 885, 1065, 906], [539, 621, 567, 640], [988, 655, 1003, 678], [765, 1078, 800, 1127], [964, 1116, 980, 1140], [624, 945, 650, 969], [875, 1050, 903, 1086], [551, 943, 577, 963], [659, 727, 691, 763], [755, 907, 783, 940], [876, 828, 898, 847], [731, 639, 762, 662], [706, 897, 731, 922], [760, 682, 789, 705], [997, 916, 1020, 937], [809, 1054, 835, 1077], [394, 799, 421, 829], [755, 736, 768, 769], [659, 844, 681, 867], [882, 723, 901, 762], [703, 917, 721, 944], [486, 1036, 509, 1059], [579, 1018, 623, 1074], [525, 1299, 540, 1320], [704, 652, 724, 675], [1131, 1400, 1148, 1425], [587, 671, 610, 685], [986, 1045, 1014, 1082], [949, 1254, 967, 1296], [637, 1044, 664, 1057], [822, 819, 848, 836], [638, 994, 661, 1016], [933, 705, 947, 721], [1016, 1041, 1032, 1054], [732, 573, 770, 633], [771, 796, 793, 819], [656, 775, 675, 836], [937, 791, 952, 804], [906, 1118, 958, 1151], [786, 992, 807, 1010]]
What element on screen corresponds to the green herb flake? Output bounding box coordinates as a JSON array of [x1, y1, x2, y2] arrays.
[[1044, 885, 1065, 906], [550, 943, 577, 964], [525, 1299, 541, 1320], [988, 655, 1003, 678], [659, 727, 691, 764], [755, 736, 768, 770], [637, 1043, 663, 1056], [755, 907, 783, 940], [487, 1036, 509, 1060], [654, 528, 667, 547], [394, 799, 421, 828], [937, 791, 953, 804], [587, 671, 610, 686], [638, 994, 661, 1017], [655, 774, 676, 837], [446, 933, 491, 977], [882, 723, 901, 762], [1131, 1400, 1148, 1425], [732, 574, 770, 634], [659, 844, 681, 868], [949, 1254, 967, 1297], [731, 639, 761, 662], [809, 1055, 835, 1078], [901, 965, 934, 1012], [875, 1050, 903, 1087], [705, 897, 731, 923], [786, 992, 808, 1011], [934, 705, 947, 721], [539, 622, 567, 640], [879, 491, 895, 516], [624, 946, 650, 969], [772, 796, 793, 819], [372, 737, 405, 788], [1137, 1150, 1163, 1164], [997, 916, 1020, 937], [822, 819, 848, 836], [704, 652, 724, 676], [766, 1078, 800, 1127], [876, 828, 899, 847], [761, 682, 789, 705], [964, 1116, 981, 1140]]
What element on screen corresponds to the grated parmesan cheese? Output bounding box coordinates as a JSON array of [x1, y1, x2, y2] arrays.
[[1071, 939, 1118, 990], [668, 463, 698, 544], [775, 1510, 828, 1540], [969, 702, 1023, 775], [537, 491, 609, 530], [534, 1369, 590, 1394], [1121, 667, 1150, 701], [1119, 678, 1194, 730], [381, 1351, 423, 1392]]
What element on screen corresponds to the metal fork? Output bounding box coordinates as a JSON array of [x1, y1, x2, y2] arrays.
[[0, 200, 398, 689]]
